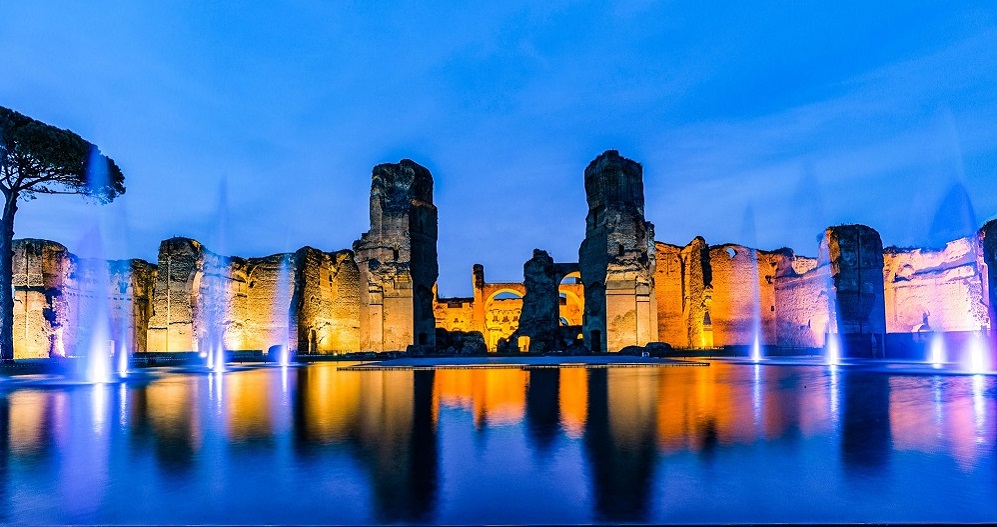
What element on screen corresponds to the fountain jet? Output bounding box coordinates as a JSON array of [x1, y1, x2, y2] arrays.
[[966, 332, 990, 374], [826, 333, 841, 366], [929, 332, 945, 369]]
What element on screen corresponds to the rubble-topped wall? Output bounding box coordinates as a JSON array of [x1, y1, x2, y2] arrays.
[[147, 237, 202, 352], [108, 259, 157, 354], [707, 245, 791, 347], [292, 247, 361, 353], [354, 160, 439, 351], [774, 254, 830, 348], [655, 238, 711, 348], [579, 150, 657, 352], [11, 239, 157, 359], [147, 237, 348, 354], [883, 237, 990, 334]]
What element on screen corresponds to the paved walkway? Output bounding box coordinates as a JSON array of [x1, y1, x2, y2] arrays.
[[338, 355, 708, 371]]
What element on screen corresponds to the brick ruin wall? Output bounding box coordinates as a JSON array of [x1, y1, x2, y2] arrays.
[[292, 247, 362, 353], [11, 239, 157, 358], [9, 237, 362, 359], [773, 257, 830, 348], [7, 225, 997, 358], [650, 227, 995, 351], [147, 238, 362, 354], [883, 236, 990, 334], [706, 244, 784, 347]]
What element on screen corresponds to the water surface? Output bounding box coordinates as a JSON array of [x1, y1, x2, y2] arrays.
[[1, 362, 995, 524]]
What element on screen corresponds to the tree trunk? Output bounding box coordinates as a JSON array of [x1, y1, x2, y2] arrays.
[[0, 195, 16, 363]]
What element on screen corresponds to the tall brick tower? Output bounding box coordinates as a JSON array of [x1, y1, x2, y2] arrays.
[[354, 160, 439, 351], [578, 150, 657, 352]]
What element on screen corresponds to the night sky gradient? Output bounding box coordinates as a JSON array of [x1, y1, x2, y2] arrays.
[[1, 1, 996, 295]]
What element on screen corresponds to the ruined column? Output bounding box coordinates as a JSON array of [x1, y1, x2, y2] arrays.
[[822, 225, 887, 358], [354, 160, 439, 351], [682, 237, 712, 348], [578, 150, 657, 352], [513, 249, 559, 352], [471, 263, 486, 336]]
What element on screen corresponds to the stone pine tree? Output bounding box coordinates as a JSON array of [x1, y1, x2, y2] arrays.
[[0, 106, 125, 363]]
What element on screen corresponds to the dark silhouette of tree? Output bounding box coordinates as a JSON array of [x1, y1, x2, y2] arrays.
[[0, 106, 124, 362]]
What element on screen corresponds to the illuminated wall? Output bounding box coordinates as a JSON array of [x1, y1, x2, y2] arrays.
[[147, 238, 298, 353], [146, 237, 199, 352], [707, 245, 788, 346], [146, 237, 360, 354], [883, 236, 990, 333], [773, 260, 830, 348], [291, 247, 361, 354], [655, 238, 711, 348], [11, 239, 156, 359]]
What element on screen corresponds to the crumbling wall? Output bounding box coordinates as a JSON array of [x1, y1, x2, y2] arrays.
[[239, 253, 296, 352], [292, 247, 361, 353], [434, 297, 475, 333], [11, 239, 72, 358], [11, 239, 156, 359], [147, 237, 202, 352], [774, 255, 829, 348], [354, 160, 439, 351], [883, 237, 990, 334], [707, 245, 788, 346], [654, 238, 711, 348], [147, 239, 361, 354], [579, 150, 657, 352], [108, 259, 157, 354]]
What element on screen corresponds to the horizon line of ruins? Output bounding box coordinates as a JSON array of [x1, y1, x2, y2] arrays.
[[8, 149, 997, 360]]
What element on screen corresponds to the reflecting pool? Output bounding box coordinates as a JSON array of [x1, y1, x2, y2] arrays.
[[1, 362, 995, 524]]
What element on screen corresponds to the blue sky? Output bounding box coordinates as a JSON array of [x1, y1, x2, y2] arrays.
[[1, 1, 996, 295]]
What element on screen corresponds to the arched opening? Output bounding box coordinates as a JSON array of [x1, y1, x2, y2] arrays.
[[490, 291, 522, 301], [558, 272, 585, 329], [560, 272, 582, 285], [484, 288, 525, 351]]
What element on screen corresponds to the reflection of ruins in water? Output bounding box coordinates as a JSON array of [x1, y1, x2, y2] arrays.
[[0, 363, 994, 523], [840, 372, 892, 475], [292, 366, 438, 523], [585, 369, 659, 522], [129, 381, 202, 472]]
